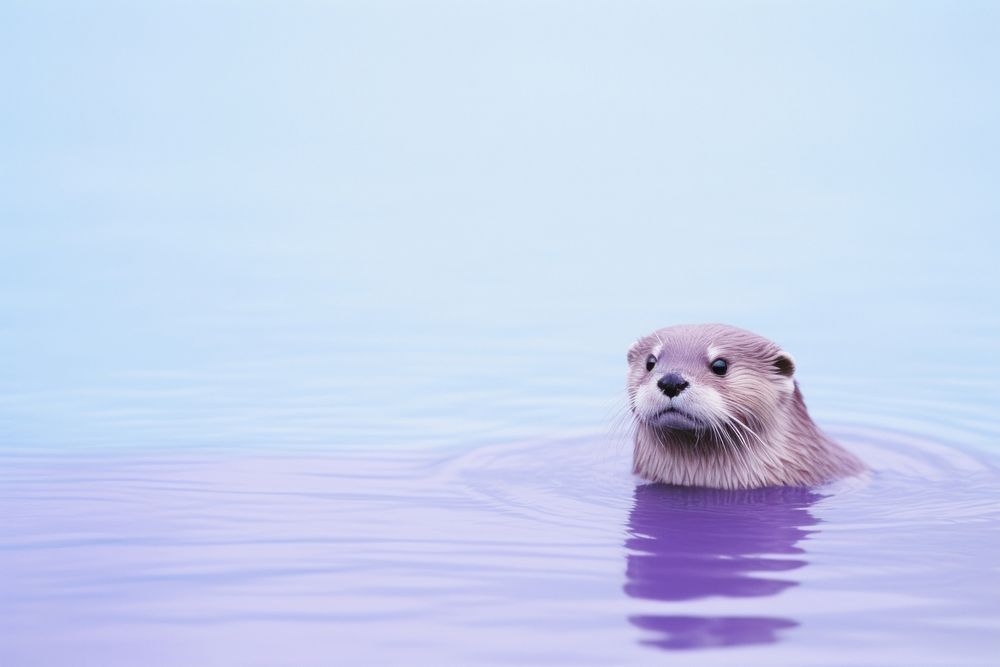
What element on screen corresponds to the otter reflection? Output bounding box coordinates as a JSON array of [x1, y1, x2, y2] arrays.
[[624, 483, 822, 650]]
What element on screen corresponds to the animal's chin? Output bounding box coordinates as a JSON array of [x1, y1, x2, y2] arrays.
[[646, 407, 702, 431]]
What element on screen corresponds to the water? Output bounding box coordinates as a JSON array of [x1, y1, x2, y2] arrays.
[[3, 422, 999, 665], [3, 2, 1000, 665]]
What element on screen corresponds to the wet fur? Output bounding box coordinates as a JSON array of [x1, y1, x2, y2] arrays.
[[627, 324, 865, 489]]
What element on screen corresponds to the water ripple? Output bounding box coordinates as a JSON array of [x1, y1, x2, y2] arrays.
[[2, 407, 999, 665]]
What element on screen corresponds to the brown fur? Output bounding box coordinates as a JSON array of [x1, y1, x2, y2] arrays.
[[626, 324, 865, 489]]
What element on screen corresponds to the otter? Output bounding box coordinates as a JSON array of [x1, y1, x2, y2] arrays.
[[626, 324, 865, 489]]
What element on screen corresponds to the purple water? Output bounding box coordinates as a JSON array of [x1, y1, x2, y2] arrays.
[[3, 420, 999, 665]]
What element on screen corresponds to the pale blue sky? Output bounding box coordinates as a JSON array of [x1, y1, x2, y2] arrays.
[[2, 2, 998, 447]]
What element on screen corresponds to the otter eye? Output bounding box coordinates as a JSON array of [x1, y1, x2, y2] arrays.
[[645, 354, 657, 372], [710, 358, 728, 376]]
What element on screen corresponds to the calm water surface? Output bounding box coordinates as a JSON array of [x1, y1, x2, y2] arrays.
[[3, 2, 1000, 665], [2, 355, 999, 666]]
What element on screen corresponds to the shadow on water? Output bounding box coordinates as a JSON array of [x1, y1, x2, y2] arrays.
[[624, 483, 824, 650]]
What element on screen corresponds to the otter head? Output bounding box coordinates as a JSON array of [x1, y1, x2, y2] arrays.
[[626, 324, 797, 438], [626, 323, 865, 489]]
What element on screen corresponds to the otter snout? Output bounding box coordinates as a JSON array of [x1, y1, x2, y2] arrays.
[[657, 373, 689, 398]]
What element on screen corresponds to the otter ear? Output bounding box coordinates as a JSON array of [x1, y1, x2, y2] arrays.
[[773, 352, 796, 377], [627, 339, 643, 364]]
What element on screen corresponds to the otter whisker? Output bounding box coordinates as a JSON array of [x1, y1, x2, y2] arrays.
[[707, 419, 750, 488], [727, 414, 784, 473], [727, 413, 769, 450], [721, 420, 754, 487]]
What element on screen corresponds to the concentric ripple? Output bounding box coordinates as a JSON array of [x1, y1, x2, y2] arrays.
[[3, 403, 999, 666]]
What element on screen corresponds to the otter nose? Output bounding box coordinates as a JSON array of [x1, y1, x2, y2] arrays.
[[657, 373, 689, 398]]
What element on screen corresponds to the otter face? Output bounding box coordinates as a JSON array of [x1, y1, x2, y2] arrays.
[[626, 324, 797, 435]]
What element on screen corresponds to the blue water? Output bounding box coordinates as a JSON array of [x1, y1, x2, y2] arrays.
[[3, 2, 1000, 665]]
